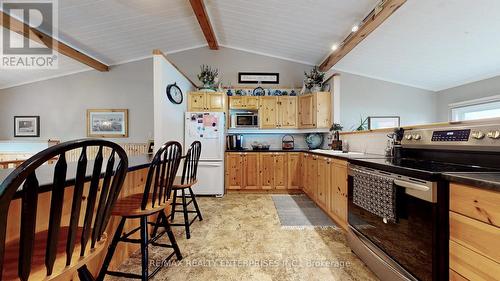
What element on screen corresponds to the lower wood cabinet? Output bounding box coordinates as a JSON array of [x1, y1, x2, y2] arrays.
[[224, 151, 349, 229], [287, 153, 301, 189], [225, 152, 292, 190], [449, 183, 500, 281], [329, 160, 348, 229], [316, 157, 331, 210], [244, 153, 260, 189], [225, 153, 244, 190]]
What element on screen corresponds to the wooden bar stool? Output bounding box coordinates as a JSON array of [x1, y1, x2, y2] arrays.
[[0, 139, 128, 281], [170, 141, 203, 239], [83, 141, 183, 281]]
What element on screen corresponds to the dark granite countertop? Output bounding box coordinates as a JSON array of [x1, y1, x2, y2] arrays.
[[0, 155, 153, 197], [226, 149, 385, 160], [442, 172, 500, 192]]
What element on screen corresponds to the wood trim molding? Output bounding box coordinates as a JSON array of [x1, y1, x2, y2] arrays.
[[152, 49, 197, 88], [319, 0, 406, 71], [189, 0, 219, 50], [0, 11, 109, 71]]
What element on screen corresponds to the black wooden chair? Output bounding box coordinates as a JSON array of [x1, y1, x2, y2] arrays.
[[82, 141, 183, 281], [170, 141, 203, 239], [0, 139, 128, 281]]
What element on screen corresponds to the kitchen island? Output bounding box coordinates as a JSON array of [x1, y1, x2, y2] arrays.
[[0, 155, 154, 280]]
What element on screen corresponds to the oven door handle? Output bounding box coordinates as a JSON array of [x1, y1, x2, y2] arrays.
[[393, 179, 429, 192]]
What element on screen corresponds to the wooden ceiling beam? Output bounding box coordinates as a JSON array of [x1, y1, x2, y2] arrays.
[[0, 11, 109, 71], [189, 0, 219, 50], [319, 0, 406, 72]]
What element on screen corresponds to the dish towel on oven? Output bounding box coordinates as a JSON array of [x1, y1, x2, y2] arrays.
[[352, 167, 397, 222]]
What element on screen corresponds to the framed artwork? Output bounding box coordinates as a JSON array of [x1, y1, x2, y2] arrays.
[[238, 72, 279, 84], [368, 116, 400, 130], [87, 109, 128, 138], [14, 116, 40, 137]]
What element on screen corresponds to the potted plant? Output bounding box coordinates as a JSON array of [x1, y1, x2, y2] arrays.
[[197, 64, 219, 91], [304, 66, 325, 93]]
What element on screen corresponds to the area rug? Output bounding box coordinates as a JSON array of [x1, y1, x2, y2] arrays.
[[271, 195, 337, 228]]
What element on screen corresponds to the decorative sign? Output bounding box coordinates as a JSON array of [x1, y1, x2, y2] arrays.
[[368, 116, 400, 130], [238, 72, 279, 84]]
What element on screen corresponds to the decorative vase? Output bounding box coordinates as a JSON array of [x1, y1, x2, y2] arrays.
[[311, 85, 322, 93]]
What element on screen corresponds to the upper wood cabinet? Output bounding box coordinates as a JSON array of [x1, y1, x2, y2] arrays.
[[277, 96, 298, 128], [188, 92, 226, 112], [258, 96, 298, 129], [229, 96, 259, 110], [298, 92, 331, 128], [259, 97, 278, 129]]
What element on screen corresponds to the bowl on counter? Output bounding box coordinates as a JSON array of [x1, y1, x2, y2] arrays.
[[251, 142, 271, 151]]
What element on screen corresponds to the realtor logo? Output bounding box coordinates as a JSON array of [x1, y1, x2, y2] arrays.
[[1, 0, 58, 69]]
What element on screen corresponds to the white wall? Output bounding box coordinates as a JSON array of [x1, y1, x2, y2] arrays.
[[153, 54, 195, 152], [337, 71, 438, 131], [0, 58, 154, 143], [436, 74, 500, 121], [168, 46, 312, 88]]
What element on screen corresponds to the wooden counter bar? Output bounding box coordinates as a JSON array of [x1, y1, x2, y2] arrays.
[[0, 155, 154, 280]]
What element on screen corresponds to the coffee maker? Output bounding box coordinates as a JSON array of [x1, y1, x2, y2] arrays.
[[226, 134, 244, 150]]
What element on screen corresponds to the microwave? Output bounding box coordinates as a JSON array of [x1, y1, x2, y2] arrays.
[[230, 112, 259, 128]]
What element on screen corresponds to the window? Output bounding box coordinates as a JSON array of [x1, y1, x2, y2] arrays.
[[449, 96, 500, 121]]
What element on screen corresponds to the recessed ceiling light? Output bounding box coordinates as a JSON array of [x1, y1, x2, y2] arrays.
[[331, 44, 338, 51], [352, 25, 359, 32]]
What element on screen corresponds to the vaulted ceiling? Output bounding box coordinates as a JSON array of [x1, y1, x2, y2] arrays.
[[333, 0, 500, 91], [0, 0, 378, 89]]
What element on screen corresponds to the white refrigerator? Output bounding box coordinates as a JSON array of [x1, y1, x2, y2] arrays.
[[184, 112, 225, 196]]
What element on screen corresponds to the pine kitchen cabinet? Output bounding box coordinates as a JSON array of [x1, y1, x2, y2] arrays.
[[188, 92, 226, 112], [229, 96, 260, 110], [329, 159, 348, 229], [449, 183, 500, 281], [259, 97, 279, 129], [298, 92, 331, 129], [260, 152, 287, 189], [258, 96, 299, 129], [287, 152, 301, 189], [225, 152, 244, 190], [316, 156, 331, 210], [277, 96, 298, 128], [225, 152, 260, 190]]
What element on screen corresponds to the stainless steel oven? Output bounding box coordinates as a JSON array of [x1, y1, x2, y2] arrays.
[[230, 112, 259, 128], [346, 124, 500, 281], [347, 165, 438, 281]]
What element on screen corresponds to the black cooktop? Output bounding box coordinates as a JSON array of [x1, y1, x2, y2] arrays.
[[350, 157, 500, 180]]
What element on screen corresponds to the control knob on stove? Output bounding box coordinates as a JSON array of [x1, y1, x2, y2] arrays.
[[487, 130, 500, 139], [413, 134, 422, 140], [471, 131, 485, 139], [405, 134, 413, 140]]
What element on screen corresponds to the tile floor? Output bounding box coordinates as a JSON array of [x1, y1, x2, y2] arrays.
[[110, 194, 378, 281]]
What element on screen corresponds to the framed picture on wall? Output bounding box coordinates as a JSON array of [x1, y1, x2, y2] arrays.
[[238, 72, 279, 84], [87, 109, 128, 138], [368, 116, 400, 130], [14, 116, 40, 137]]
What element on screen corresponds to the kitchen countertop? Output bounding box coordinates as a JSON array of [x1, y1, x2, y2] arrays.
[[0, 154, 153, 197], [226, 149, 386, 160], [442, 172, 500, 192]]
